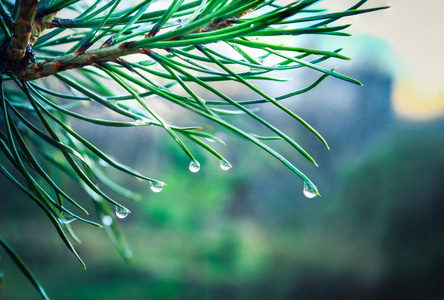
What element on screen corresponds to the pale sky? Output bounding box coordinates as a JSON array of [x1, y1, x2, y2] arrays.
[[331, 0, 444, 120]]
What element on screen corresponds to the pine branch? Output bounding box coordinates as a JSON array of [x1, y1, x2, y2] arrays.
[[0, 1, 390, 298], [13, 1, 264, 81]]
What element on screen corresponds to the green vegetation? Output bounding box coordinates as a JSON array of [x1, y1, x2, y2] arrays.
[[0, 0, 388, 298]]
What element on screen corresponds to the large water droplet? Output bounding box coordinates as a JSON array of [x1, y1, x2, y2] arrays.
[[102, 215, 113, 226], [303, 182, 318, 199], [116, 206, 130, 219], [189, 161, 200, 173], [220, 160, 231, 171], [150, 181, 164, 193]]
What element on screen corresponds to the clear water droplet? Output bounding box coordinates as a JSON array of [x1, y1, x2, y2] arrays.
[[60, 214, 76, 224], [102, 215, 113, 226], [135, 118, 151, 126], [250, 67, 263, 72], [123, 249, 133, 259], [99, 159, 109, 167], [220, 160, 231, 171], [116, 206, 130, 219], [150, 181, 164, 193], [189, 161, 200, 173], [250, 23, 255, 28], [303, 182, 318, 199]]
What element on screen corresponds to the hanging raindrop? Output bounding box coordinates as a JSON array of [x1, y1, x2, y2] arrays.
[[220, 160, 231, 171], [116, 206, 130, 219], [303, 182, 318, 199], [150, 181, 164, 193], [189, 161, 200, 173]]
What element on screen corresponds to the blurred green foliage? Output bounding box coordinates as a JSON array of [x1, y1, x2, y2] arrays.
[[1, 118, 443, 300]]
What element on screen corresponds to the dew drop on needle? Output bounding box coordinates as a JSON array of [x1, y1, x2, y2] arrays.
[[150, 181, 164, 193], [303, 182, 318, 199], [220, 160, 231, 171], [116, 206, 130, 219], [189, 161, 200, 173]]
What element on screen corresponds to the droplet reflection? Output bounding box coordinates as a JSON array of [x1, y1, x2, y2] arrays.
[[303, 182, 318, 199], [189, 161, 200, 173], [116, 206, 130, 219]]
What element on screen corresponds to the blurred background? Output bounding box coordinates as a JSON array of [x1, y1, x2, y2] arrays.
[[1, 0, 444, 299]]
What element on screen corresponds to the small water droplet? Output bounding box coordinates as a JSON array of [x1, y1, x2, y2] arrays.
[[116, 206, 130, 219], [134, 118, 151, 126], [250, 67, 263, 72], [220, 160, 231, 171], [99, 159, 109, 167], [189, 161, 200, 173], [150, 181, 164, 193], [250, 23, 255, 28], [303, 182, 318, 199], [102, 215, 113, 226], [60, 214, 76, 224], [123, 249, 133, 259]]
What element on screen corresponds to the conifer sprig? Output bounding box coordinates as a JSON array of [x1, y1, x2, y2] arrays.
[[0, 0, 388, 298]]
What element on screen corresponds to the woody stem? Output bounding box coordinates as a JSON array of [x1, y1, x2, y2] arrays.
[[7, 0, 39, 60]]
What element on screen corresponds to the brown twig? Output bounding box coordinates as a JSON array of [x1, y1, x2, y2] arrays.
[[7, 0, 39, 60], [10, 2, 263, 81], [13, 42, 140, 81], [30, 12, 57, 45]]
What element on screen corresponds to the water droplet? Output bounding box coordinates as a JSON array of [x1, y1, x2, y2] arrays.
[[123, 249, 133, 259], [220, 160, 231, 171], [250, 67, 263, 72], [134, 118, 151, 126], [250, 23, 255, 28], [60, 214, 76, 224], [150, 181, 164, 193], [102, 215, 113, 226], [99, 159, 109, 167], [189, 161, 200, 173], [303, 182, 318, 199], [116, 206, 130, 219], [205, 138, 216, 143]]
